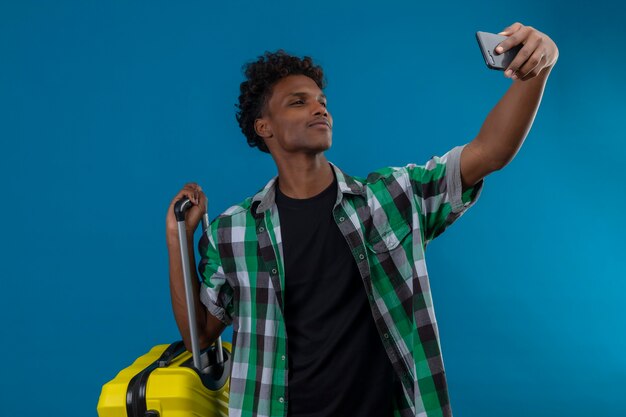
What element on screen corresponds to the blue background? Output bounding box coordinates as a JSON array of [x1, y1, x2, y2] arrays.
[[2, 1, 625, 416]]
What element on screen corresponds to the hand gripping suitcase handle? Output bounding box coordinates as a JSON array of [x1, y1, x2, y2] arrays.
[[174, 197, 224, 371]]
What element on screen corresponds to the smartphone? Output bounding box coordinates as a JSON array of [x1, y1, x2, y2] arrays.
[[476, 31, 522, 71]]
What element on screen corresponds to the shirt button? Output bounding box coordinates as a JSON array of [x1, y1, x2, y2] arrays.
[[258, 226, 265, 232], [359, 254, 365, 260], [339, 216, 345, 222], [384, 333, 389, 339], [281, 355, 286, 361], [272, 268, 277, 274], [279, 397, 285, 403]]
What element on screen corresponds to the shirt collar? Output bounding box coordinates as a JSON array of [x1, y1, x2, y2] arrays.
[[251, 161, 366, 215]]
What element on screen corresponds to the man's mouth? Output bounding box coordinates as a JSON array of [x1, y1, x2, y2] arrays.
[[308, 119, 331, 129]]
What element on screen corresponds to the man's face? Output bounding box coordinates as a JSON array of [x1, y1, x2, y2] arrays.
[[256, 74, 333, 155]]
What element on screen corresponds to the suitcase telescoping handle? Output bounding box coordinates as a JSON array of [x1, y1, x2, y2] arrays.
[[173, 197, 224, 371]]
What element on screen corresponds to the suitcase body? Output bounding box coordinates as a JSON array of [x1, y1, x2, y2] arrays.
[[97, 340, 231, 417]]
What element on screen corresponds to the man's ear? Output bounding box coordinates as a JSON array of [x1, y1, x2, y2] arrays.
[[254, 118, 273, 139]]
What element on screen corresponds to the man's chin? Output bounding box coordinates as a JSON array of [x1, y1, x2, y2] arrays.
[[320, 135, 333, 149], [299, 136, 332, 154], [310, 140, 332, 154], [279, 135, 332, 154]]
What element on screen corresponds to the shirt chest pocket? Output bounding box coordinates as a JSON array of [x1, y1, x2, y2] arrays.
[[364, 219, 415, 288], [365, 220, 412, 254]]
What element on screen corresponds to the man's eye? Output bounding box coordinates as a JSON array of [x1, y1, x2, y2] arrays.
[[292, 100, 304, 105]]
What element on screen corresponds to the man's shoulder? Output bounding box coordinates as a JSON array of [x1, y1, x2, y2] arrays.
[[335, 162, 408, 186], [361, 153, 453, 190], [363, 165, 408, 184], [210, 196, 255, 224]]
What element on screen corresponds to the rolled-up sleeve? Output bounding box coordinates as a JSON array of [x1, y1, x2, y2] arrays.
[[407, 144, 484, 245], [197, 220, 234, 325]]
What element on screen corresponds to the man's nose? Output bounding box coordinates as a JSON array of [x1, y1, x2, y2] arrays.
[[313, 102, 328, 116]]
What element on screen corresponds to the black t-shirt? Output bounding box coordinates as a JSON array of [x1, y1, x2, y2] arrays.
[[276, 166, 395, 417]]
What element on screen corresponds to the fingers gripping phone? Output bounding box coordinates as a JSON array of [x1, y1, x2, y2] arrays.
[[476, 31, 522, 71]]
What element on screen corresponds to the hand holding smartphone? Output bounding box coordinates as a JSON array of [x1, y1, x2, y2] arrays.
[[476, 31, 522, 71]]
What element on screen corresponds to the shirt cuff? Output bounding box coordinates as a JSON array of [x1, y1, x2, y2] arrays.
[[200, 283, 233, 326], [446, 144, 484, 214]]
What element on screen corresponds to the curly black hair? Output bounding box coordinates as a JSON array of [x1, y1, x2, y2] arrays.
[[235, 49, 326, 154]]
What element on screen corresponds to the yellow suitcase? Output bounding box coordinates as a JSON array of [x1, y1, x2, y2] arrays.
[[97, 340, 231, 417], [98, 197, 231, 417]]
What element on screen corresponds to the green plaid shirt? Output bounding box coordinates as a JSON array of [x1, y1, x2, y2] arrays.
[[199, 145, 483, 417]]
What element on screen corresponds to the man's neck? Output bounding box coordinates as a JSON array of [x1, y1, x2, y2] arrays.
[[273, 153, 334, 199]]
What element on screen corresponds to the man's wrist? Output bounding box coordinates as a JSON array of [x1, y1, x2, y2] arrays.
[[166, 229, 194, 246], [166, 226, 195, 237]]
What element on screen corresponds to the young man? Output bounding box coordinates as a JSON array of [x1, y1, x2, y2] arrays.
[[166, 22, 558, 417]]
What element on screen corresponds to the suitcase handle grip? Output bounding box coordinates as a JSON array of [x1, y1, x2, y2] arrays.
[[173, 197, 211, 238], [173, 198, 193, 222]]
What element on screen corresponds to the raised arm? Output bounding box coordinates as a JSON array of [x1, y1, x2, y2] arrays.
[[166, 183, 225, 352], [461, 22, 559, 189]]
